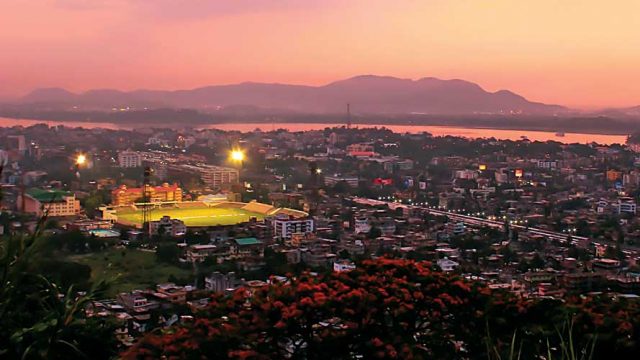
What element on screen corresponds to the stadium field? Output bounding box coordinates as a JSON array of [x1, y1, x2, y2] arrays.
[[115, 206, 265, 227]]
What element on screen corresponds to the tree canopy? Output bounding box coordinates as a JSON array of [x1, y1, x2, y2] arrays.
[[124, 258, 640, 359]]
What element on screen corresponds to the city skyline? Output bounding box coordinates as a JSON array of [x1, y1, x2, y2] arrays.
[[1, 0, 640, 109]]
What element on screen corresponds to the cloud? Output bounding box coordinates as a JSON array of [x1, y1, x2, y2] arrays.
[[53, 0, 117, 11], [132, 0, 326, 20]]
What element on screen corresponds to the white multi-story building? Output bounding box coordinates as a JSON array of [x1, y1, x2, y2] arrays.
[[454, 169, 478, 180], [20, 188, 80, 217], [614, 197, 637, 215], [274, 215, 314, 240], [177, 165, 239, 188], [324, 175, 359, 187], [537, 160, 558, 169], [354, 217, 371, 234], [118, 151, 143, 168], [200, 166, 239, 188]]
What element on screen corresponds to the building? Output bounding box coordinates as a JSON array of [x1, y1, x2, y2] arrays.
[[149, 216, 187, 237], [186, 244, 217, 262], [333, 260, 356, 272], [19, 188, 80, 217], [454, 169, 478, 180], [198, 165, 239, 188], [67, 219, 113, 232], [153, 283, 188, 304], [614, 197, 637, 214], [623, 171, 640, 187], [354, 217, 371, 234], [185, 165, 239, 188], [346, 143, 376, 157], [537, 160, 558, 169], [324, 175, 359, 187], [232, 237, 264, 258], [606, 170, 623, 182], [274, 215, 314, 240], [437, 258, 460, 272], [118, 151, 143, 168], [6, 135, 27, 155], [111, 183, 183, 206], [205, 272, 243, 293], [446, 222, 466, 235], [117, 291, 159, 315], [383, 159, 414, 172]]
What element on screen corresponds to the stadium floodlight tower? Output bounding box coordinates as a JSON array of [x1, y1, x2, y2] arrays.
[[74, 153, 87, 179], [141, 166, 153, 235]]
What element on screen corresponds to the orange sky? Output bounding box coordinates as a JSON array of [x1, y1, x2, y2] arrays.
[[1, 0, 639, 109]]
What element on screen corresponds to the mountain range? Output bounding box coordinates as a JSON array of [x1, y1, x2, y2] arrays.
[[17, 75, 569, 116]]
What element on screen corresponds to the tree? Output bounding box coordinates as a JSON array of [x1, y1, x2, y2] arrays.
[[338, 249, 350, 259], [156, 244, 181, 264], [1, 234, 119, 359], [367, 225, 382, 239], [126, 257, 640, 359], [125, 258, 489, 359]]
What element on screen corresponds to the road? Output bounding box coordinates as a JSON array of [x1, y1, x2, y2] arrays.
[[352, 197, 589, 245]]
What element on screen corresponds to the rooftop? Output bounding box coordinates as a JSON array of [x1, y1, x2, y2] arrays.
[[26, 188, 73, 203], [234, 237, 262, 246]]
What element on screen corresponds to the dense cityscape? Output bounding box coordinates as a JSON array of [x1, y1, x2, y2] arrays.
[[4, 1, 640, 359], [1, 123, 640, 358]]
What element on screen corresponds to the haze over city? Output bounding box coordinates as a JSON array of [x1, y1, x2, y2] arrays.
[[2, 0, 640, 109]]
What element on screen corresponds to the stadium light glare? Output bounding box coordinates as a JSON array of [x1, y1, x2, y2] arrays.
[[76, 153, 87, 166], [230, 149, 245, 162]]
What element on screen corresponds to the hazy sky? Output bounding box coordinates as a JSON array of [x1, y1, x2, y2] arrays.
[[1, 0, 639, 108]]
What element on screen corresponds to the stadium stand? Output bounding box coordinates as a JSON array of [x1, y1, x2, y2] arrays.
[[241, 201, 276, 215]]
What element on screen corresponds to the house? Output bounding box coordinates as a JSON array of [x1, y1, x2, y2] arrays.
[[232, 237, 264, 258], [333, 260, 356, 272], [117, 291, 159, 318], [437, 258, 460, 272], [152, 283, 189, 304], [149, 216, 187, 237], [186, 244, 217, 262]]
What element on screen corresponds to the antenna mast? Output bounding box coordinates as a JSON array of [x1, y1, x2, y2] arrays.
[[142, 166, 152, 235]]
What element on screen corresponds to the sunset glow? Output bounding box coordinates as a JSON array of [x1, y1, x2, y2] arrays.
[[1, 0, 639, 108]]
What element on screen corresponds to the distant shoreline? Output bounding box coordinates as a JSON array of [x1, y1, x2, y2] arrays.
[[0, 116, 628, 146], [0, 111, 635, 136]]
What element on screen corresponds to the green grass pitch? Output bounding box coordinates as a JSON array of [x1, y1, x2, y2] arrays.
[[115, 206, 265, 227]]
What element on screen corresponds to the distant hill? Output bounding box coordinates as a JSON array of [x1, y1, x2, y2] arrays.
[[17, 75, 569, 115]]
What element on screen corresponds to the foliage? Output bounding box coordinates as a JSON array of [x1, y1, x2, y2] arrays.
[[0, 232, 119, 359], [125, 258, 640, 360], [70, 247, 191, 297], [156, 243, 181, 264]]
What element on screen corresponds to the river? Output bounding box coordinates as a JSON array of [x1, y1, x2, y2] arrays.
[[0, 117, 628, 145]]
